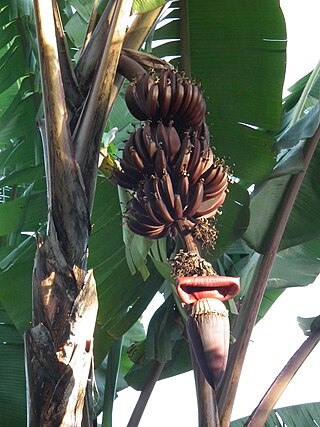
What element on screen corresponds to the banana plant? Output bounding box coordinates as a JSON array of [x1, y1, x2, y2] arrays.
[[1, 0, 166, 425], [0, 1, 320, 426]]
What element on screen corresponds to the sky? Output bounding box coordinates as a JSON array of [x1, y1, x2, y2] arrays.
[[112, 1, 320, 425]]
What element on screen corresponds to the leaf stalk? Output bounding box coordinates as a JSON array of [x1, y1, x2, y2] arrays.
[[244, 328, 320, 427], [127, 362, 165, 427], [218, 122, 320, 427]]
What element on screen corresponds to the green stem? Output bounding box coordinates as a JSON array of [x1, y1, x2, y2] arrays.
[[101, 337, 124, 427], [127, 361, 165, 427], [169, 282, 188, 323], [244, 329, 320, 427], [6, 186, 18, 247], [289, 59, 320, 126], [218, 123, 320, 427]]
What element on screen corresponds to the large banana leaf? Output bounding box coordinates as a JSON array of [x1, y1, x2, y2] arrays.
[[244, 98, 320, 253], [0, 303, 26, 426], [231, 402, 320, 426], [233, 237, 320, 323], [153, 0, 286, 184]]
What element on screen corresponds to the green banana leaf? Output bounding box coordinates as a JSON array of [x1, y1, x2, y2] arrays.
[[244, 100, 320, 253], [132, 0, 167, 14], [230, 402, 320, 427], [152, 0, 286, 184], [90, 321, 146, 418], [0, 303, 26, 426]]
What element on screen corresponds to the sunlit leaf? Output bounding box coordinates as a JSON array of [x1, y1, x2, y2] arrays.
[[132, 0, 167, 14], [231, 402, 320, 427], [277, 102, 320, 150], [244, 143, 320, 252]]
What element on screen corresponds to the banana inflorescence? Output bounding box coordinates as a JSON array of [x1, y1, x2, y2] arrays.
[[112, 56, 240, 393], [111, 66, 230, 245]]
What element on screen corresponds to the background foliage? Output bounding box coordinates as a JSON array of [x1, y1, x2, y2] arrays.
[[0, 0, 319, 425]]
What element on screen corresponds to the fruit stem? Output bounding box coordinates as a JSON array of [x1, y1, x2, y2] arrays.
[[117, 53, 145, 82], [244, 328, 320, 427], [189, 341, 221, 427], [127, 361, 165, 427], [176, 219, 199, 253]]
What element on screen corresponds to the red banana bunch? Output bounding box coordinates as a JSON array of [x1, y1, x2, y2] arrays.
[[125, 70, 206, 129], [111, 67, 229, 241]]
